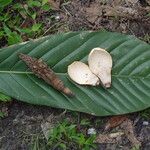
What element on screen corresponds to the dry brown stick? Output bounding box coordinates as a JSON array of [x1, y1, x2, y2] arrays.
[[19, 53, 74, 97], [103, 5, 150, 21]]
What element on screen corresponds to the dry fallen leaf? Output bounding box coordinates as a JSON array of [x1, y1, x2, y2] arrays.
[[95, 132, 124, 143], [104, 116, 141, 147], [105, 115, 128, 130], [48, 0, 60, 10], [103, 6, 139, 19], [84, 1, 102, 23], [121, 119, 141, 147]]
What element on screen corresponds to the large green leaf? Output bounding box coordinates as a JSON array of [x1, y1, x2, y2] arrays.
[[0, 31, 150, 116]]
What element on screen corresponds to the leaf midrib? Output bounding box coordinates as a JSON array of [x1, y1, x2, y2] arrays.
[[0, 70, 149, 79]]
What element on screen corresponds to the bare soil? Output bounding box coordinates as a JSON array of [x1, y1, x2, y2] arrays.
[[0, 0, 150, 150]]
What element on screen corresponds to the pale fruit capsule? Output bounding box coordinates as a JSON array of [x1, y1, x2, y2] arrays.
[[68, 61, 100, 86], [88, 48, 112, 88]]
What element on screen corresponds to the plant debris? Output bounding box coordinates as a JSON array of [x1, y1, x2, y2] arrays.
[[121, 118, 141, 147], [19, 53, 74, 97], [48, 0, 60, 10], [104, 116, 141, 147], [96, 117, 142, 148], [103, 6, 139, 19], [105, 115, 128, 130], [95, 132, 124, 143]]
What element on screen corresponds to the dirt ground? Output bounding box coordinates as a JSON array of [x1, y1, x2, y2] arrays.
[[0, 0, 150, 150]]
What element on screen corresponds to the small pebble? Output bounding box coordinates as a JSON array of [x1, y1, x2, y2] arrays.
[[87, 128, 96, 135], [143, 121, 149, 126], [55, 15, 60, 20]]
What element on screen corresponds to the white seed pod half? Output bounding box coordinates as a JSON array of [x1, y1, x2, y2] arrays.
[[88, 48, 112, 88], [68, 61, 100, 86]]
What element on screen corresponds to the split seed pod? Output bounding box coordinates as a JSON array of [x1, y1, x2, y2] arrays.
[[88, 48, 112, 88], [68, 61, 100, 86], [19, 53, 74, 97]]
